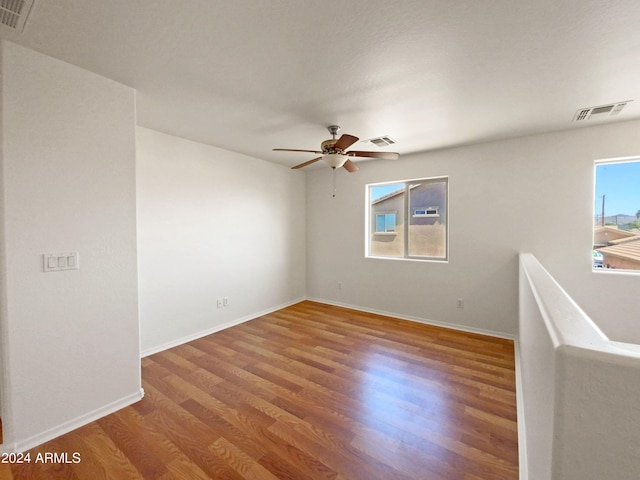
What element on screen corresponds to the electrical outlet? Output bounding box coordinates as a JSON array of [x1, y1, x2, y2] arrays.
[[223, 297, 229, 307], [456, 298, 464, 309], [338, 282, 342, 290]]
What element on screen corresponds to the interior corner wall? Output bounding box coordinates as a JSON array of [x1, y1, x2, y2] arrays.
[[306, 120, 640, 342], [136, 127, 306, 355], [0, 41, 141, 452], [0, 39, 6, 439]]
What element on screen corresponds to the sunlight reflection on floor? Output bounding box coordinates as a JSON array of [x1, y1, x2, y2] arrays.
[[356, 350, 453, 439]]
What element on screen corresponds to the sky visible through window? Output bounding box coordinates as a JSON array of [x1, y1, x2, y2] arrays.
[[371, 183, 404, 201], [595, 160, 640, 218]]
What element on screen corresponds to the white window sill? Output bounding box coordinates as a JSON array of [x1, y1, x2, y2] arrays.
[[365, 254, 448, 263]]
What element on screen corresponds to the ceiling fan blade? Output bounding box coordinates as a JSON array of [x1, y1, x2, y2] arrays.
[[343, 159, 359, 172], [333, 134, 359, 151], [347, 150, 400, 160], [274, 148, 323, 154], [291, 157, 322, 169]]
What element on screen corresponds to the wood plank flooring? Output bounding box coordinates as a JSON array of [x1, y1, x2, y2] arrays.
[[1, 301, 518, 479]]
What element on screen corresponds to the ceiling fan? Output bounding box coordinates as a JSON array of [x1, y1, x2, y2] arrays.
[[274, 125, 400, 172]]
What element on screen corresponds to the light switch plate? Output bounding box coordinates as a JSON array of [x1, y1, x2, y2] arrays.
[[43, 252, 79, 272]]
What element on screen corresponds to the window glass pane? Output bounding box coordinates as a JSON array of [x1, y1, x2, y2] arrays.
[[370, 183, 404, 257], [385, 213, 396, 232], [408, 180, 447, 258], [594, 160, 640, 271], [368, 178, 447, 261], [371, 183, 404, 202]]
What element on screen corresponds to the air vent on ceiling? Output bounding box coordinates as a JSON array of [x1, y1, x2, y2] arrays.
[[368, 136, 396, 147], [573, 100, 632, 122], [0, 0, 35, 32]]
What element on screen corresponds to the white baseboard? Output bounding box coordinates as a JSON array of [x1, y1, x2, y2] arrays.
[[140, 297, 306, 357], [2, 388, 145, 454], [306, 297, 517, 340], [142, 296, 515, 359]]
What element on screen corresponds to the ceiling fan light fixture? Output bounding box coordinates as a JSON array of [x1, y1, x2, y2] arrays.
[[276, 125, 399, 172], [323, 153, 348, 169]]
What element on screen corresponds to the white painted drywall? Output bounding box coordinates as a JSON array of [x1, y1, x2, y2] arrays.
[[0, 41, 141, 451], [519, 253, 640, 480], [306, 120, 640, 341], [0, 40, 6, 440], [136, 127, 306, 355], [518, 258, 555, 480]]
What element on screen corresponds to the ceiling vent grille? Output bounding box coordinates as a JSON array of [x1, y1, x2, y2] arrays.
[[0, 0, 35, 32], [573, 101, 632, 122], [368, 136, 396, 147]]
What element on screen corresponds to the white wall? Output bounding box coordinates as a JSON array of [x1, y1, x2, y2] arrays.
[[0, 40, 6, 437], [519, 253, 640, 480], [136, 127, 306, 355], [518, 254, 560, 480], [306, 120, 640, 341], [0, 41, 141, 452]]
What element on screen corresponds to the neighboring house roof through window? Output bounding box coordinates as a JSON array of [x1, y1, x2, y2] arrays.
[[597, 238, 640, 264]]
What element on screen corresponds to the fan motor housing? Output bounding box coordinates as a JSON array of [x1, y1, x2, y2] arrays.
[[321, 139, 339, 152]]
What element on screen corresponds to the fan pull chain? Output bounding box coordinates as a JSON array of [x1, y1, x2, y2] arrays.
[[332, 167, 337, 197]]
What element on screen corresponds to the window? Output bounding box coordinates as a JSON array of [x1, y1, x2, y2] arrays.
[[413, 207, 439, 217], [367, 177, 448, 261], [593, 158, 640, 272], [376, 213, 397, 233]]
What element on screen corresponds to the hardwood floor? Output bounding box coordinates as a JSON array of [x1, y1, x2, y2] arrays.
[[1, 301, 518, 479]]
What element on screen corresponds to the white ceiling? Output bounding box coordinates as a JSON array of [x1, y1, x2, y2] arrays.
[[2, 0, 640, 170]]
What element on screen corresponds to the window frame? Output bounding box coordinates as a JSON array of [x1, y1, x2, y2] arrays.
[[593, 157, 640, 275], [366, 176, 449, 262]]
